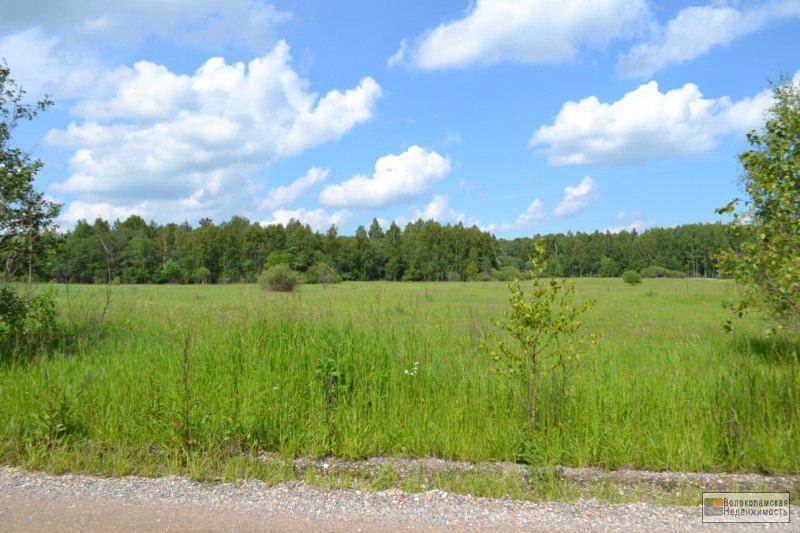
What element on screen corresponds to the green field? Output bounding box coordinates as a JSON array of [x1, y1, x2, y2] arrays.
[[1, 279, 798, 478]]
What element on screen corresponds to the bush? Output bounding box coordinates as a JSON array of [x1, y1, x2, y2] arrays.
[[622, 270, 642, 285], [259, 264, 301, 292], [641, 265, 685, 278], [194, 267, 211, 284], [0, 286, 59, 362], [305, 262, 339, 285], [491, 266, 522, 281]]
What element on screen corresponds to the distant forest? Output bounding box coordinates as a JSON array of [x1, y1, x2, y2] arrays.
[[23, 216, 732, 284]]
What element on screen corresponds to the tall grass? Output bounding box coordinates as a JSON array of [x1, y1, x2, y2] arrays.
[[0, 279, 797, 474]]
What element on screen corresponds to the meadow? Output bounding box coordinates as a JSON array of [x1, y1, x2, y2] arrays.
[[1, 279, 798, 479]]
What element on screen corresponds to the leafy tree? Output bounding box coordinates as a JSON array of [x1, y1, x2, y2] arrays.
[[598, 256, 619, 277], [464, 247, 479, 281], [482, 240, 600, 428], [368, 218, 384, 239], [717, 76, 800, 334], [306, 261, 338, 285], [0, 62, 60, 290], [383, 222, 403, 281]]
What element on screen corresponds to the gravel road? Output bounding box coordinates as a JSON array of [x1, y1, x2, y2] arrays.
[[0, 466, 795, 531]]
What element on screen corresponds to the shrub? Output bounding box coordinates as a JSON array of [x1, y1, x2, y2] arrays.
[[305, 262, 339, 285], [194, 267, 211, 284], [476, 272, 495, 282], [641, 265, 685, 278], [259, 264, 301, 292], [0, 286, 59, 362], [491, 266, 522, 281], [622, 270, 642, 285]]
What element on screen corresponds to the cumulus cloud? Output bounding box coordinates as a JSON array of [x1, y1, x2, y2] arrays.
[[260, 167, 329, 211], [319, 146, 451, 208], [412, 195, 478, 226], [619, 1, 800, 78], [0, 0, 291, 51], [394, 0, 650, 70], [530, 79, 782, 166], [0, 28, 102, 99], [554, 176, 596, 217], [606, 221, 646, 233], [46, 41, 381, 223], [60, 201, 141, 224], [0, 1, 291, 100], [263, 207, 351, 231], [606, 210, 651, 233], [485, 198, 547, 233]]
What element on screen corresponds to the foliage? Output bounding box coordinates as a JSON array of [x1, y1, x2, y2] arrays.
[[622, 271, 642, 285], [305, 261, 338, 285], [716, 76, 800, 335], [491, 265, 522, 281], [0, 62, 60, 284], [43, 216, 735, 285], [598, 256, 620, 277], [0, 286, 58, 362], [482, 240, 600, 428], [641, 265, 686, 278], [258, 264, 301, 292], [1, 280, 798, 473]]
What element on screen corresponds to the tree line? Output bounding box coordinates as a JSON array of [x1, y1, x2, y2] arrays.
[[16, 216, 733, 284]]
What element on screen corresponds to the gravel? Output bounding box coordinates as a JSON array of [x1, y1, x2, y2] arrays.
[[287, 455, 800, 493], [1, 466, 797, 531]]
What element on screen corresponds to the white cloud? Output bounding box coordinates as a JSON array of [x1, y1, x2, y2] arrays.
[[46, 41, 381, 223], [59, 201, 141, 224], [397, 0, 650, 70], [486, 198, 547, 233], [260, 167, 329, 211], [616, 210, 642, 220], [619, 1, 800, 78], [530, 79, 781, 166], [263, 207, 351, 231], [0, 1, 291, 51], [554, 176, 596, 217], [0, 28, 102, 99], [606, 210, 652, 233], [319, 146, 451, 208], [606, 220, 646, 233], [386, 38, 409, 68], [0, 1, 292, 100], [412, 195, 478, 226]]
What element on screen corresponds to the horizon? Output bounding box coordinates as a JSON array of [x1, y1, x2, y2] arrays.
[[2, 0, 799, 237], [61, 211, 728, 240]]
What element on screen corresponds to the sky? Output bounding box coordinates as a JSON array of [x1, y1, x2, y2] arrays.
[[1, 0, 799, 237]]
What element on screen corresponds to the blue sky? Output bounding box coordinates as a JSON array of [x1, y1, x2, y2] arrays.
[[2, 0, 799, 236]]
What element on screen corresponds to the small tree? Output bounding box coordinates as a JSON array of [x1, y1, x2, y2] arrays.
[[259, 264, 301, 292], [622, 270, 642, 285], [306, 261, 338, 285], [0, 62, 60, 289], [716, 75, 800, 335], [482, 240, 600, 428]]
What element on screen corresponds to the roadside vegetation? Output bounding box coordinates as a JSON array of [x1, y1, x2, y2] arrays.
[[1, 279, 798, 476], [0, 63, 798, 503]]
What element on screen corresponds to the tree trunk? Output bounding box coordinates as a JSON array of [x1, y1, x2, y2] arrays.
[[526, 360, 537, 429], [27, 225, 33, 296]]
